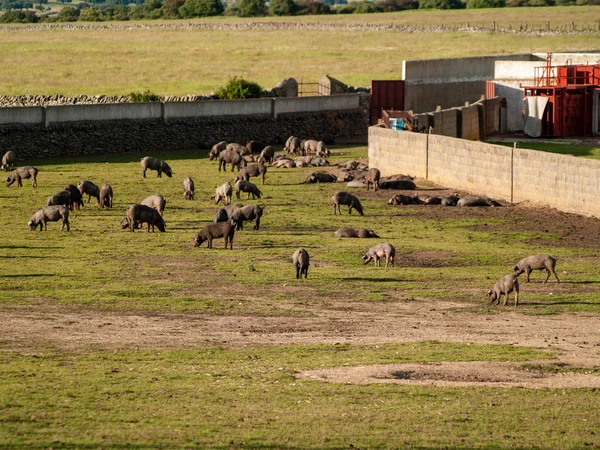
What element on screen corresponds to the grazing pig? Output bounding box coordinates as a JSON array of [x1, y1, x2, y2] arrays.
[[246, 140, 268, 155], [63, 184, 84, 210], [307, 172, 337, 183], [236, 163, 267, 185], [457, 197, 501, 207], [141, 194, 166, 216], [99, 183, 113, 208], [230, 204, 263, 230], [334, 228, 379, 239], [183, 177, 195, 200], [513, 255, 560, 283], [121, 217, 140, 230], [388, 194, 422, 206], [257, 146, 275, 164], [77, 180, 100, 204], [365, 168, 381, 191], [2, 151, 16, 171], [488, 274, 520, 306], [227, 143, 249, 155], [378, 179, 416, 190], [339, 169, 367, 181], [331, 191, 364, 216], [235, 179, 262, 200], [194, 221, 235, 249], [292, 248, 310, 279], [214, 203, 244, 223], [141, 156, 172, 178], [218, 149, 247, 172], [46, 190, 72, 210], [6, 166, 38, 187], [28, 205, 70, 231], [212, 181, 233, 205], [126, 204, 166, 232], [209, 141, 228, 160], [362, 243, 395, 267], [441, 196, 459, 206], [285, 136, 302, 155], [302, 139, 320, 155], [316, 141, 330, 158]]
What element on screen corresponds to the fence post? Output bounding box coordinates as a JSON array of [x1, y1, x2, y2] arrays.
[[511, 142, 516, 203]]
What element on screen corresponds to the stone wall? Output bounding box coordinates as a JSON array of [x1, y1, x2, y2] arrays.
[[368, 127, 600, 219], [2, 109, 368, 160]]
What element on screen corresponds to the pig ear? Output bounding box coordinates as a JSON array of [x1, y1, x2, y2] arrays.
[[487, 290, 492, 296]]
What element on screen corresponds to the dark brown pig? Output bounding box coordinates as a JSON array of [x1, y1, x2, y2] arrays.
[[194, 221, 235, 249], [126, 204, 165, 232]]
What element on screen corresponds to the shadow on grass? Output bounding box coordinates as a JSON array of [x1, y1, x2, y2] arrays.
[[1, 274, 55, 278], [339, 277, 402, 282], [0, 245, 64, 250]]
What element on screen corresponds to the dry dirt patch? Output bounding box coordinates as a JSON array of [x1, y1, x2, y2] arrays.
[[298, 361, 600, 388]]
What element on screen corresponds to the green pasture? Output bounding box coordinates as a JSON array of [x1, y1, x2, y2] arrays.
[[1, 145, 600, 447], [493, 140, 600, 160], [0, 7, 599, 96]]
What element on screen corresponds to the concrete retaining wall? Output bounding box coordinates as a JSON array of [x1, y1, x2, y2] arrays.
[[274, 94, 359, 116], [368, 127, 600, 219], [45, 102, 163, 126], [0, 106, 44, 125], [163, 98, 272, 119], [0, 94, 368, 159]]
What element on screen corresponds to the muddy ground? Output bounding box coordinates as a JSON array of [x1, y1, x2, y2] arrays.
[[2, 186, 600, 389]]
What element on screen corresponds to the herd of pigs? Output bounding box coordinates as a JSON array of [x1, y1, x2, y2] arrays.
[[2, 139, 560, 306]]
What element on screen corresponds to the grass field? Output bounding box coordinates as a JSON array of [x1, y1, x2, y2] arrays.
[[0, 7, 599, 96], [1, 145, 600, 447], [493, 139, 600, 160]]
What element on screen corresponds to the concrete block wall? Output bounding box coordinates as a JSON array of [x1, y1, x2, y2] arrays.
[[427, 135, 512, 201], [369, 127, 600, 219], [513, 149, 600, 217], [460, 104, 481, 141], [368, 126, 427, 178]]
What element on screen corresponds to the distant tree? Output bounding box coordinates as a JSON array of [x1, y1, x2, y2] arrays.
[[375, 0, 418, 11], [335, 2, 356, 12], [161, 0, 184, 17], [353, 1, 381, 12], [0, 9, 38, 21], [467, 0, 504, 7], [296, 0, 331, 14], [269, 0, 298, 15], [179, 0, 224, 17], [234, 0, 265, 16], [419, 0, 464, 8], [56, 5, 80, 19], [78, 5, 102, 19]]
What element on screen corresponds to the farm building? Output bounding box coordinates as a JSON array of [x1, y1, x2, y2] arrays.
[[372, 52, 600, 138]]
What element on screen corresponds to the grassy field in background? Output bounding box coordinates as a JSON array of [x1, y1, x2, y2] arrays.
[[0, 7, 599, 96], [494, 140, 600, 159], [1, 145, 600, 446]]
